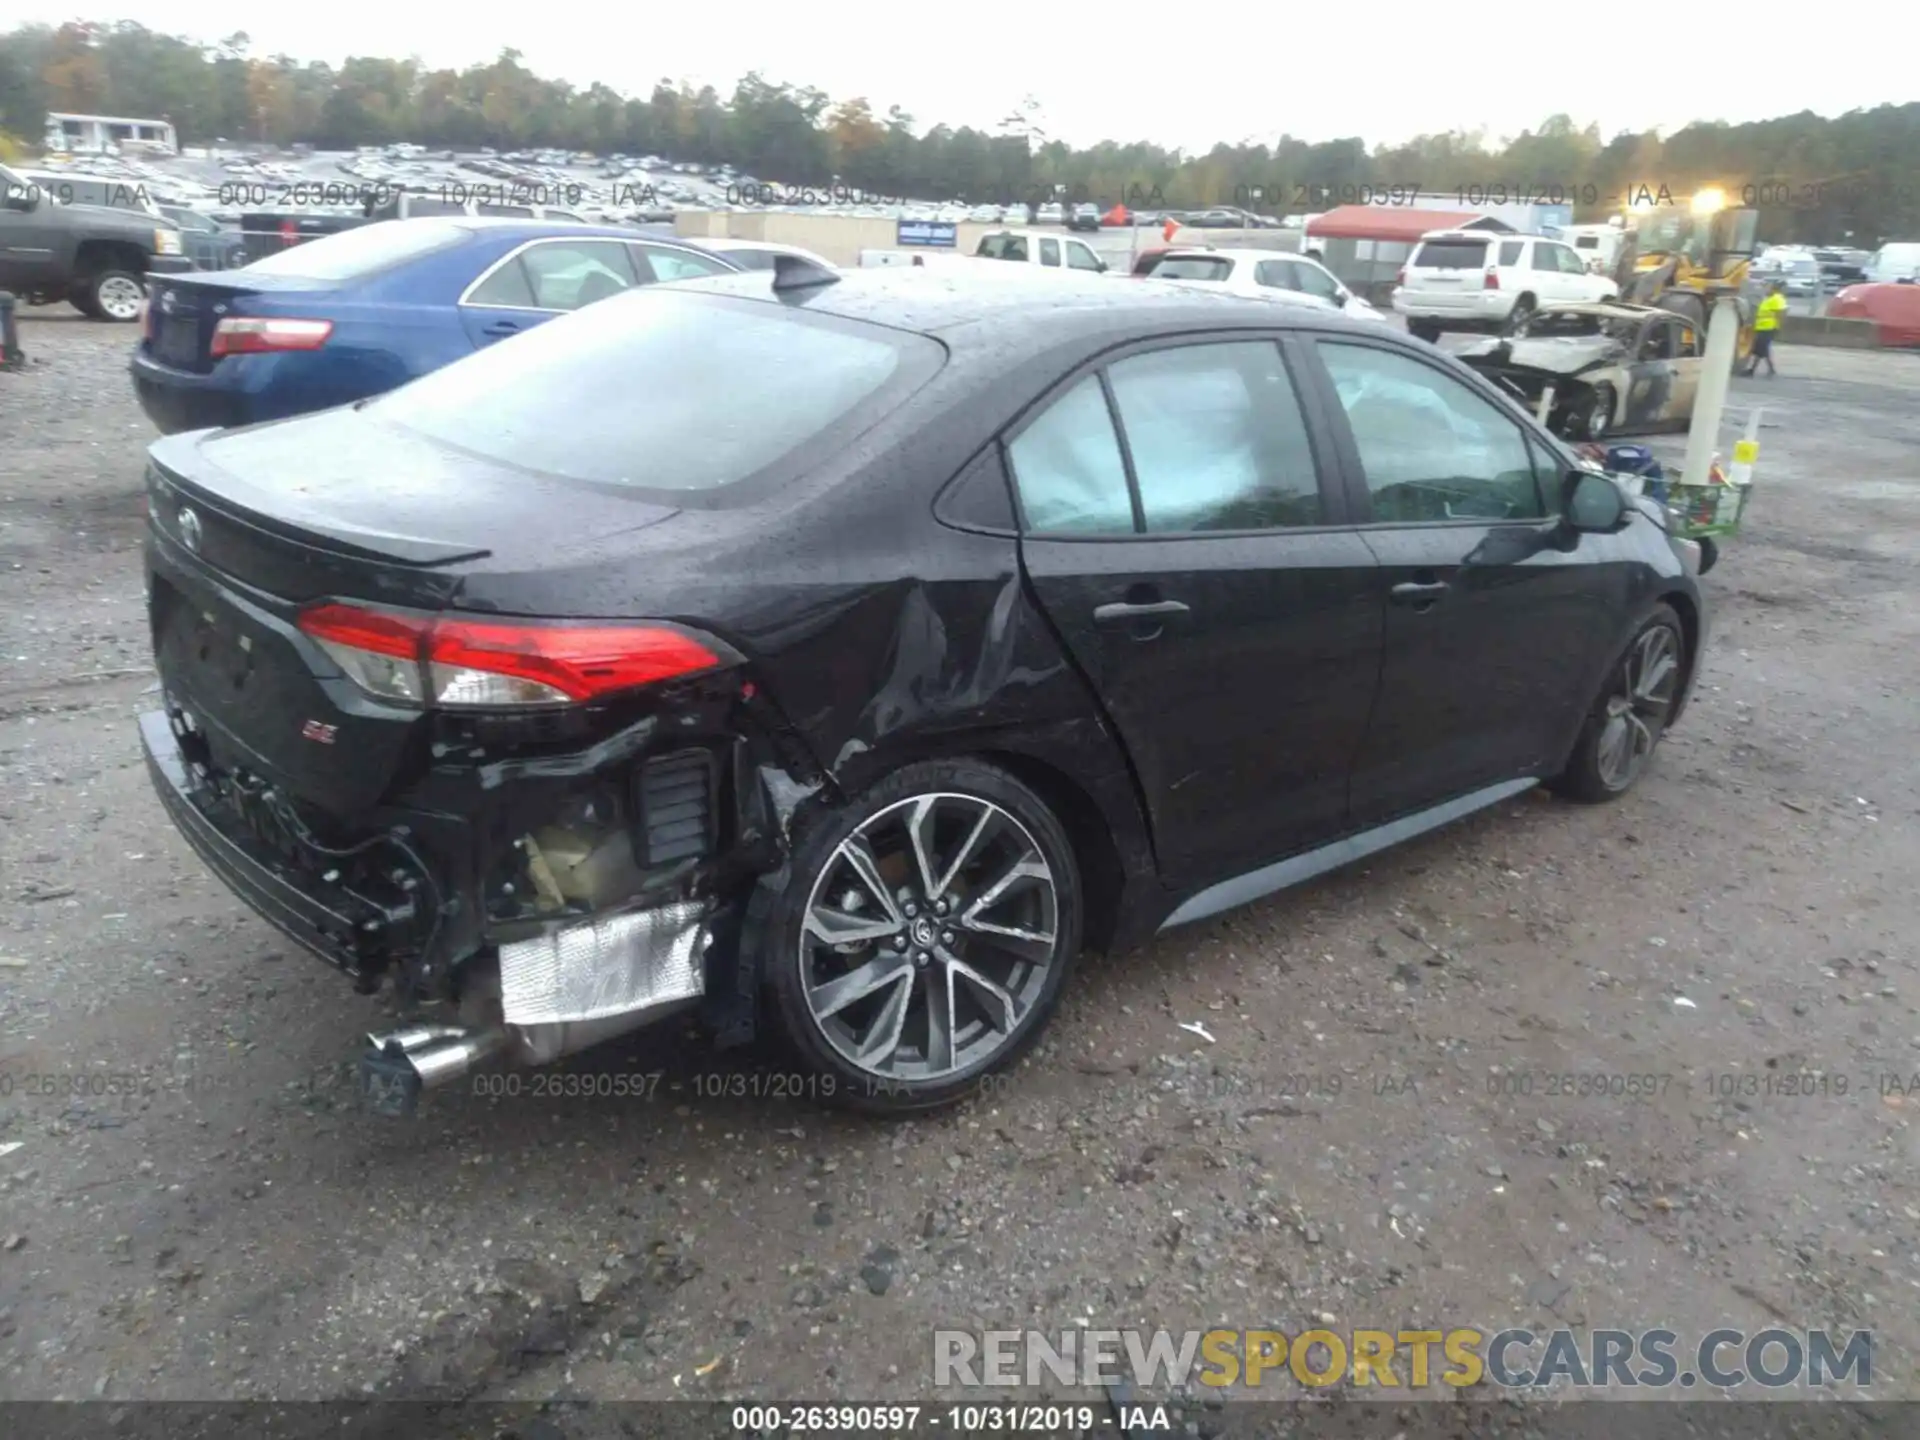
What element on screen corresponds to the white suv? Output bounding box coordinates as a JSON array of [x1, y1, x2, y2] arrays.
[[1135, 246, 1386, 320], [1394, 230, 1617, 341]]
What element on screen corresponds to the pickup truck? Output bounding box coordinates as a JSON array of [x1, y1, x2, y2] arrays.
[[0, 161, 192, 320], [973, 228, 1110, 272]]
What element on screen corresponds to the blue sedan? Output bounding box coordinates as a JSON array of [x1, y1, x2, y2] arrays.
[[131, 218, 743, 434]]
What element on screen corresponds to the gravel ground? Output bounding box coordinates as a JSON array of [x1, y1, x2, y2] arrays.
[[1, 308, 1917, 1419]]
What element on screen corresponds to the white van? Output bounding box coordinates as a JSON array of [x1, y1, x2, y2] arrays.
[[1558, 223, 1626, 276], [1865, 242, 1920, 284]]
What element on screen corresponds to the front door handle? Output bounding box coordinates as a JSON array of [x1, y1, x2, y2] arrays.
[[1094, 600, 1190, 625], [1390, 580, 1450, 608]]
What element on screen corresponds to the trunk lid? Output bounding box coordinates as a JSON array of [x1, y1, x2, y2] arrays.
[[145, 408, 682, 813]]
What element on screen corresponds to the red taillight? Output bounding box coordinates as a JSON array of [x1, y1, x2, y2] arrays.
[[296, 603, 725, 709], [1483, 269, 1500, 291], [210, 317, 333, 357]]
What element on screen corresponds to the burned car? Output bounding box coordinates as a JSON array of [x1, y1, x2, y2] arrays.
[[138, 266, 1705, 1118], [1454, 301, 1705, 443]]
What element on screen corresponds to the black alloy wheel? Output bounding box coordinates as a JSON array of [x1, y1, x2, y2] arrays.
[[760, 759, 1080, 1113], [1553, 605, 1686, 802]]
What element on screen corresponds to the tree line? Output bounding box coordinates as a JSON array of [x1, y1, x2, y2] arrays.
[[4, 21, 1918, 244]]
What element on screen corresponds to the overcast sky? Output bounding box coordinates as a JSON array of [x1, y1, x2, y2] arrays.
[[18, 4, 1916, 153]]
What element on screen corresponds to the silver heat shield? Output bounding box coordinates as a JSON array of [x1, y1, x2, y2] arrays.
[[499, 900, 708, 1026]]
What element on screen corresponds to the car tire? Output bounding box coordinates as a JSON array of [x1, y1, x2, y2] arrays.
[[1501, 295, 1537, 334], [1550, 604, 1687, 804], [1409, 319, 1443, 344], [78, 269, 147, 323], [1580, 383, 1616, 441], [757, 758, 1082, 1115]]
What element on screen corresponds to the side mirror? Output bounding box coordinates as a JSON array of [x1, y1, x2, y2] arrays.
[[1332, 291, 1349, 307], [2, 189, 36, 213], [1564, 470, 1630, 533]]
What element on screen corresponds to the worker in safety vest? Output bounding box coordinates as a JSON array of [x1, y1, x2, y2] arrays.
[[1746, 282, 1788, 377]]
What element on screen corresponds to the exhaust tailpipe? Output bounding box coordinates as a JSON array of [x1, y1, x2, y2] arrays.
[[359, 1025, 509, 1117]]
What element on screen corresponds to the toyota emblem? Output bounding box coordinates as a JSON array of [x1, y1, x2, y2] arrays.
[[178, 506, 202, 552]]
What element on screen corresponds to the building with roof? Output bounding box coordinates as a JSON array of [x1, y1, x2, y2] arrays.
[[43, 113, 179, 157]]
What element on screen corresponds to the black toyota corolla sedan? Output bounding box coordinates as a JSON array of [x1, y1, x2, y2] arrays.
[[137, 263, 1706, 1116]]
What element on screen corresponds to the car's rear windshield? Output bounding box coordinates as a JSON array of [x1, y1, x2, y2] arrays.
[[241, 219, 469, 280], [372, 288, 943, 494], [1147, 255, 1233, 281], [1413, 238, 1490, 269]]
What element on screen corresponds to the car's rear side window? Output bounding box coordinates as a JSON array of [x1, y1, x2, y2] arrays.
[[374, 289, 938, 494], [241, 219, 469, 279], [1006, 377, 1136, 535], [1413, 239, 1491, 270], [1107, 342, 1322, 532], [1007, 341, 1324, 536], [1499, 240, 1526, 266]]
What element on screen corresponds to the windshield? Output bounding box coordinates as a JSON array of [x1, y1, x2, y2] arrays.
[[373, 288, 942, 493], [241, 219, 470, 280], [1147, 255, 1232, 282]]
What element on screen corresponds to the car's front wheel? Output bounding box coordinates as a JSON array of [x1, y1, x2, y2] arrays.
[[1552, 604, 1687, 803], [760, 759, 1081, 1114]]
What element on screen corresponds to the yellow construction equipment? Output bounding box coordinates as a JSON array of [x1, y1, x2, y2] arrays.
[[1611, 188, 1759, 358]]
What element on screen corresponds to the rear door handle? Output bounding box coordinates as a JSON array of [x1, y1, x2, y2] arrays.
[[1094, 600, 1190, 625], [481, 320, 522, 337], [1390, 581, 1450, 607]]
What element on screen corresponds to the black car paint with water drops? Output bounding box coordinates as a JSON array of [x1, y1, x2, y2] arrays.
[[137, 262, 1707, 1117]]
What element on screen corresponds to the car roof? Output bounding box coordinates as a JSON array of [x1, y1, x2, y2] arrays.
[[410, 217, 720, 249], [1161, 246, 1306, 261], [656, 264, 1375, 340], [1415, 230, 1510, 243], [978, 228, 1093, 240]]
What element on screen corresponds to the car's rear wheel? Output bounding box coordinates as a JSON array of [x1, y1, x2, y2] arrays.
[[1502, 295, 1537, 334], [1551, 605, 1686, 803], [1409, 319, 1443, 344], [80, 270, 146, 323], [760, 759, 1081, 1114]]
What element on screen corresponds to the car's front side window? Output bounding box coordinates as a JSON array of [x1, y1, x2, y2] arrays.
[[1318, 342, 1545, 524], [1106, 342, 1323, 532], [1291, 261, 1341, 300]]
